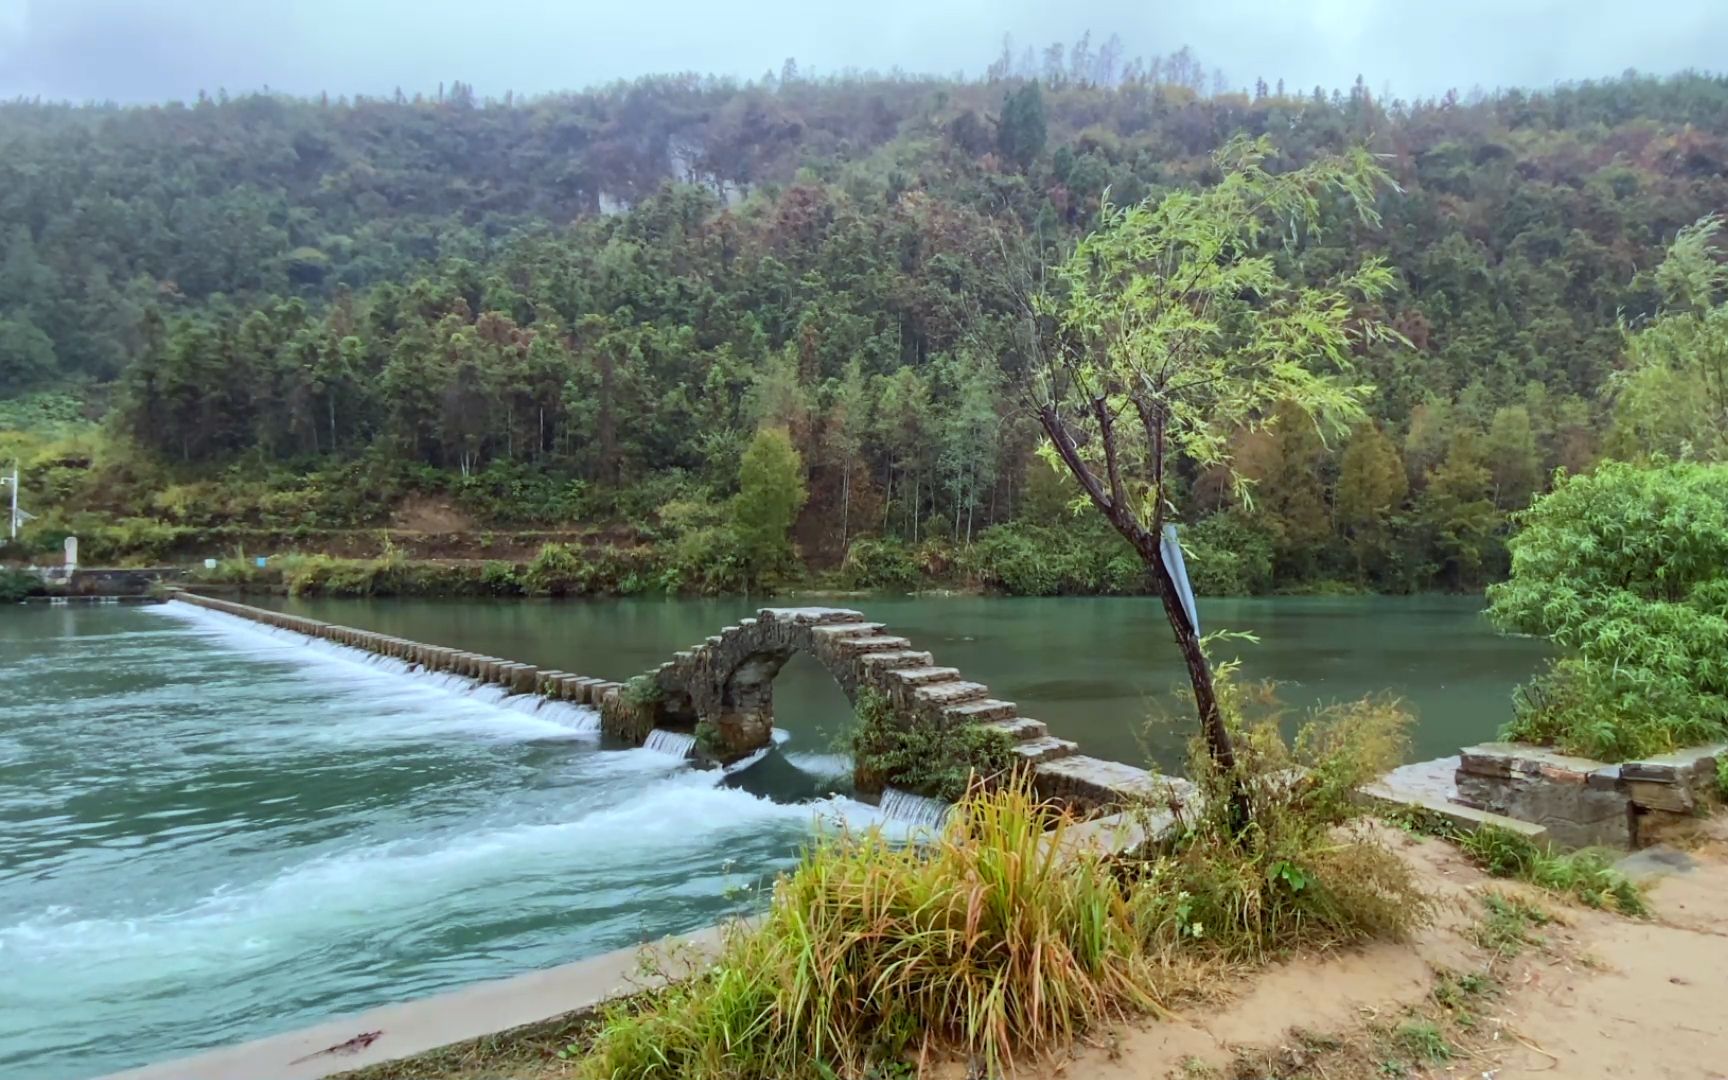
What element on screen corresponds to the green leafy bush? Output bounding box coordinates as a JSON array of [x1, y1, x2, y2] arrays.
[[837, 536, 921, 590], [1142, 673, 1431, 959], [523, 542, 582, 595], [1182, 512, 1277, 596], [1487, 461, 1728, 760], [964, 522, 1144, 596], [0, 566, 43, 602], [848, 688, 1016, 801], [670, 525, 747, 595]]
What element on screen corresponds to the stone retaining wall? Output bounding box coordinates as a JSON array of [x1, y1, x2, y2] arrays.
[[1455, 741, 1725, 848]]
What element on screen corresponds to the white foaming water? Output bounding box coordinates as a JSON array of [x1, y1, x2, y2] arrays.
[[150, 601, 600, 740], [4, 603, 901, 1080], [784, 751, 853, 780], [877, 786, 953, 830], [644, 728, 698, 758]]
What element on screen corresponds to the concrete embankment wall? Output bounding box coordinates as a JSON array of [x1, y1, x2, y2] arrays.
[[169, 590, 625, 708]]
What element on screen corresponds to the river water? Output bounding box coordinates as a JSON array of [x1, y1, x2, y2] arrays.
[[0, 594, 1547, 1079]]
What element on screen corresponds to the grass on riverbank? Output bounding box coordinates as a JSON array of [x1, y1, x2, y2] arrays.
[[1455, 825, 1647, 915], [574, 687, 1430, 1079]]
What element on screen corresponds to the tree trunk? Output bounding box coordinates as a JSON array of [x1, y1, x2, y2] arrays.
[[1128, 527, 1235, 775], [840, 468, 850, 552], [1035, 405, 1242, 817]]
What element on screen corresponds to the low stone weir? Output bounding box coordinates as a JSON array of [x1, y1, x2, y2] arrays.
[[172, 591, 1187, 817], [168, 590, 627, 712]]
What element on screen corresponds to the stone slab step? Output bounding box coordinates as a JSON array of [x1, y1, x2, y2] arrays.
[[831, 634, 912, 653], [1034, 755, 1194, 812], [912, 680, 990, 708], [857, 650, 935, 671], [758, 607, 866, 626], [810, 622, 886, 641], [1357, 778, 1550, 842], [884, 666, 962, 688], [978, 716, 1046, 741], [944, 698, 1017, 723], [1009, 736, 1079, 764]]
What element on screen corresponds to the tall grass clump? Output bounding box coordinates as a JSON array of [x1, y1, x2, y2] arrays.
[[579, 676, 1437, 1078], [579, 785, 1162, 1080], [1457, 825, 1646, 915], [1135, 668, 1433, 960]]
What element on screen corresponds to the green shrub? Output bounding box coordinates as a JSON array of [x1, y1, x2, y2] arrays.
[[1182, 511, 1277, 596], [670, 525, 747, 595], [1487, 460, 1728, 760], [452, 462, 594, 527], [837, 536, 921, 590], [964, 522, 1143, 596], [524, 542, 582, 595], [0, 566, 43, 602], [1141, 677, 1432, 960], [848, 689, 1016, 801], [480, 560, 523, 595]]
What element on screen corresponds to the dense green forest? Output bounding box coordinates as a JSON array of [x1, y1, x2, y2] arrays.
[[3, 42, 1726, 594]]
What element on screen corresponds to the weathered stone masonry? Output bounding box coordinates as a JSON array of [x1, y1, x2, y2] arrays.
[[601, 606, 1186, 810], [170, 593, 1180, 813], [169, 591, 626, 708]]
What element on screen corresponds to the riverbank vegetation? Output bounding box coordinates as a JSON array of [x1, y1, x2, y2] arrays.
[[6, 54, 1728, 596], [1456, 825, 1646, 915], [1487, 460, 1728, 760], [577, 693, 1428, 1080]]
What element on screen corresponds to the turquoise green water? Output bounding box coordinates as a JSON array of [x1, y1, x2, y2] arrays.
[[263, 593, 1551, 768], [0, 594, 1547, 1079]]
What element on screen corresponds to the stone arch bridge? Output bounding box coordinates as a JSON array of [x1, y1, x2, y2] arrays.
[[598, 606, 1157, 808]]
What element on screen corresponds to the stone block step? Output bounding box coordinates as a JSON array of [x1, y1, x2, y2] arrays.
[[857, 650, 935, 671], [979, 716, 1046, 741], [831, 634, 912, 653], [759, 607, 866, 626], [884, 666, 962, 688], [810, 622, 886, 641], [1010, 736, 1079, 764], [912, 680, 990, 708], [944, 698, 1018, 723], [1034, 755, 1194, 811]]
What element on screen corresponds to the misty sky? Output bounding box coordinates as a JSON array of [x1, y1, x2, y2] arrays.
[[1, 0, 1723, 105]]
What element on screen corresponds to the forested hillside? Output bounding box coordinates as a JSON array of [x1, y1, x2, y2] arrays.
[[4, 44, 1726, 594]]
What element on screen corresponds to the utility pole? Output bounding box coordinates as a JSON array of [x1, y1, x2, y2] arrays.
[[4, 463, 32, 545]]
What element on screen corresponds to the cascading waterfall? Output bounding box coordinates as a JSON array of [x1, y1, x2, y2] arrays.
[[644, 728, 698, 758], [876, 787, 951, 829], [499, 693, 601, 732]]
